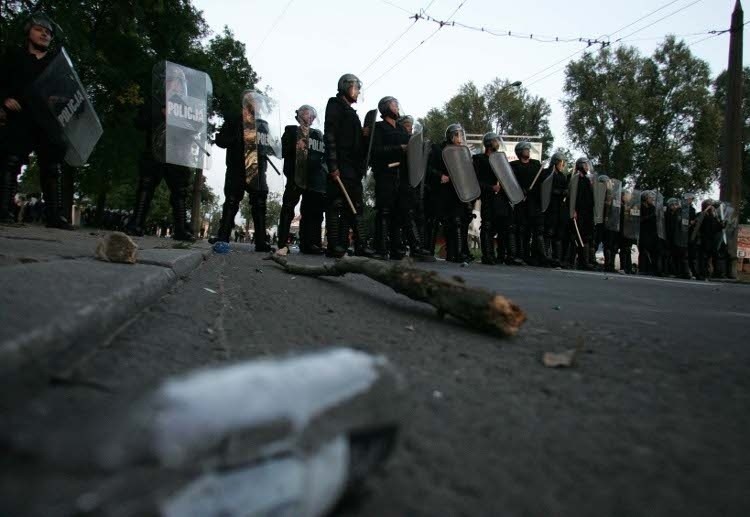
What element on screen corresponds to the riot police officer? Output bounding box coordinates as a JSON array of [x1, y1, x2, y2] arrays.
[[279, 105, 326, 253], [427, 124, 473, 263], [127, 64, 206, 241], [543, 152, 569, 267], [510, 141, 545, 265], [208, 107, 272, 251], [323, 73, 374, 258], [474, 132, 513, 265], [0, 13, 72, 229]]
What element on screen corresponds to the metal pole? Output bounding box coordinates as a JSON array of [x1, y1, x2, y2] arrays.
[[720, 0, 744, 277]]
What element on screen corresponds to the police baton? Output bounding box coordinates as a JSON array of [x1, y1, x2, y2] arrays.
[[335, 176, 358, 215], [528, 163, 545, 192], [572, 217, 585, 249], [267, 158, 282, 176]]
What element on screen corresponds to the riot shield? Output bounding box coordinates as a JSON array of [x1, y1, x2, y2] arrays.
[[674, 202, 690, 248], [442, 145, 481, 203], [541, 171, 553, 213], [408, 125, 428, 187], [29, 48, 102, 166], [623, 189, 641, 241], [306, 127, 327, 194], [488, 151, 524, 205], [293, 106, 322, 190], [655, 191, 665, 240], [719, 202, 739, 248], [152, 61, 212, 169], [593, 175, 608, 225], [568, 173, 579, 218], [605, 179, 622, 232], [242, 90, 282, 185]]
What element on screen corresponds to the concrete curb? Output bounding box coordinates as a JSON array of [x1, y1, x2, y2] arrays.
[[0, 248, 209, 383]]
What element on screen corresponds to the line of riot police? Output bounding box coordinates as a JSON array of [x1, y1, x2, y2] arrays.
[[0, 16, 739, 280]]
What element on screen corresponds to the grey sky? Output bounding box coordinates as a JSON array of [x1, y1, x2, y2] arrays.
[[193, 0, 746, 203]]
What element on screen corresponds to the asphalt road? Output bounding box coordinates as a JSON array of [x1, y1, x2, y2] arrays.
[[2, 251, 749, 516]]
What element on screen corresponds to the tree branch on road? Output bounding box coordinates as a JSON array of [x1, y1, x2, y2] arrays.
[[269, 255, 527, 337]]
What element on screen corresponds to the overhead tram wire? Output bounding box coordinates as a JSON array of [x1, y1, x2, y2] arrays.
[[367, 0, 469, 88], [398, 0, 683, 47], [250, 0, 296, 59], [612, 0, 703, 43], [362, 0, 436, 75], [523, 0, 705, 88], [380, 0, 414, 15]]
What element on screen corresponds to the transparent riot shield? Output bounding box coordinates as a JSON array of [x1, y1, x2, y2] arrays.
[[568, 173, 579, 218], [152, 61, 212, 170], [674, 202, 690, 248], [242, 90, 282, 185], [605, 179, 622, 232], [719, 202, 739, 249], [623, 189, 641, 241], [541, 171, 553, 213], [655, 191, 665, 240], [29, 48, 103, 166], [593, 175, 608, 225], [306, 127, 327, 194], [408, 123, 428, 187], [488, 151, 524, 205], [293, 105, 322, 190], [442, 145, 481, 203]]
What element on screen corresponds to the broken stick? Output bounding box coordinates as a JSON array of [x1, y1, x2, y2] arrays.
[[270, 255, 526, 336]]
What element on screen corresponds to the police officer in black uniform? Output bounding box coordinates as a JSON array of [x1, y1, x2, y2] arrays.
[[323, 74, 374, 258], [0, 13, 72, 229], [474, 132, 512, 265], [543, 152, 569, 267], [370, 96, 406, 259], [569, 157, 595, 270], [279, 104, 327, 253], [207, 106, 272, 251], [510, 141, 545, 265], [126, 65, 202, 241], [427, 124, 468, 263]]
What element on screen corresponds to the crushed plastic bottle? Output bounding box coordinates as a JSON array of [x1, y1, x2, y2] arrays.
[[212, 241, 231, 254]]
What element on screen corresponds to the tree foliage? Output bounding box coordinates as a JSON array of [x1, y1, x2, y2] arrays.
[[418, 80, 553, 158], [2, 0, 257, 224], [563, 37, 722, 197]]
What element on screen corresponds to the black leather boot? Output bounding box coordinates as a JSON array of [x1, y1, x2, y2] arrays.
[[507, 228, 526, 266], [325, 203, 346, 258], [252, 199, 272, 252], [44, 163, 74, 230], [353, 213, 375, 257], [171, 193, 195, 241], [277, 203, 294, 250], [209, 196, 239, 243], [480, 227, 496, 265], [372, 208, 389, 260], [126, 175, 157, 236], [0, 155, 21, 223]]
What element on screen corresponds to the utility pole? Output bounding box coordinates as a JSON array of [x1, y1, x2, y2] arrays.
[[720, 0, 744, 277]]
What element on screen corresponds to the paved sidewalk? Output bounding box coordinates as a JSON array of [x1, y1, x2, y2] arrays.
[[0, 224, 211, 385]]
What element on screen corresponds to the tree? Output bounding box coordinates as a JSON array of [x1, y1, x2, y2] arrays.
[[637, 36, 721, 196], [563, 37, 721, 196], [485, 79, 554, 156], [419, 80, 553, 157], [563, 46, 646, 179], [1, 1, 259, 223]]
